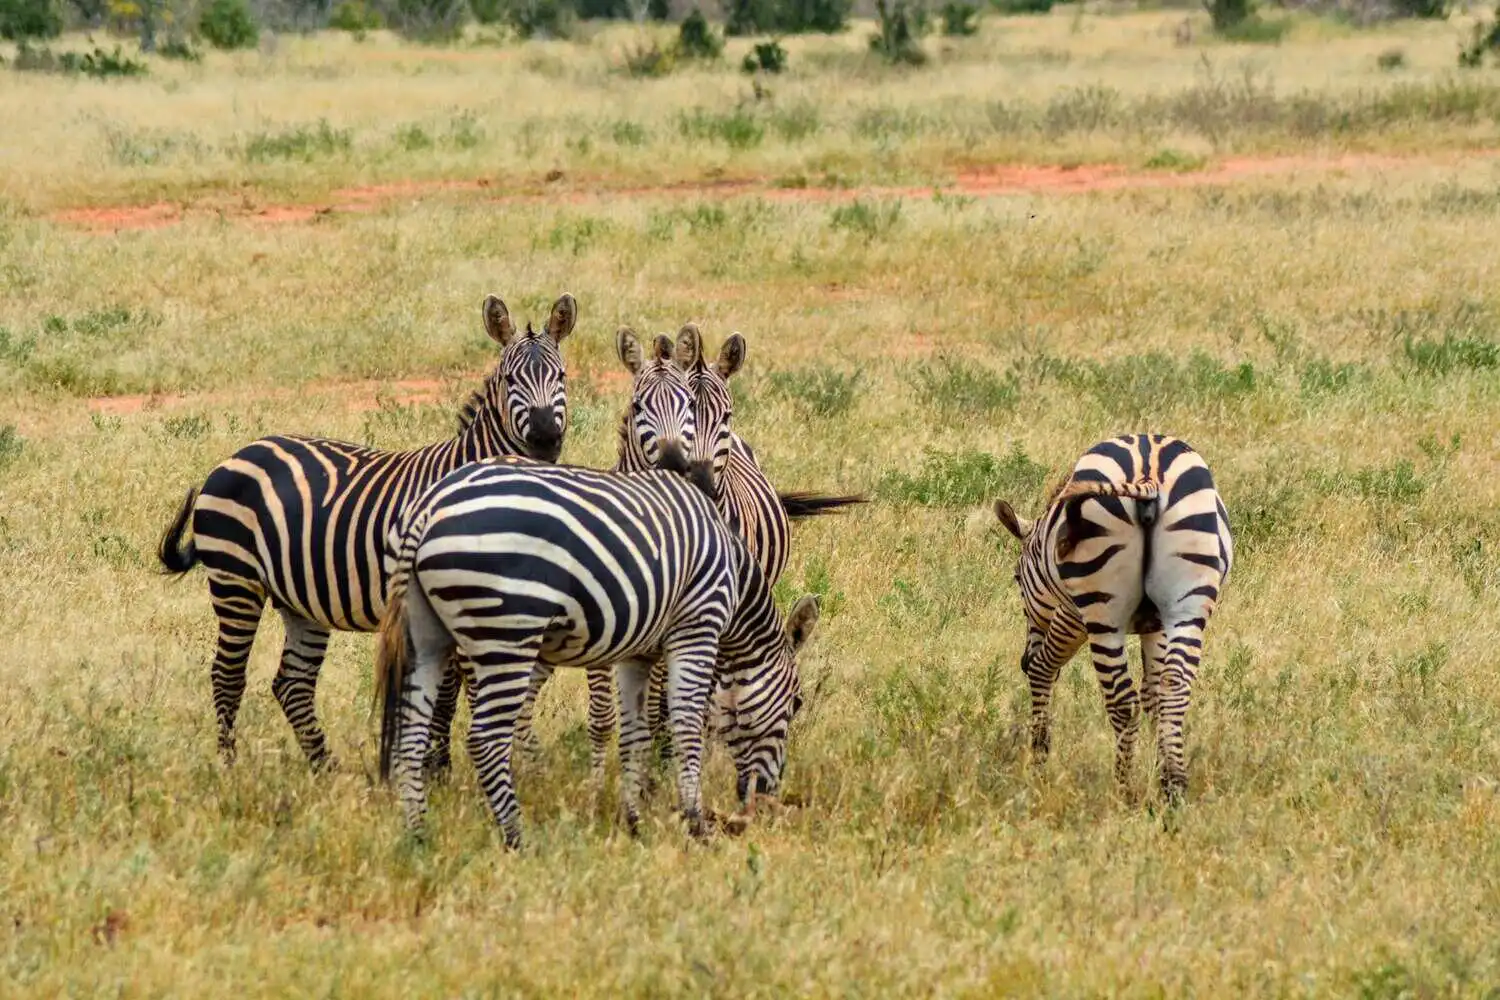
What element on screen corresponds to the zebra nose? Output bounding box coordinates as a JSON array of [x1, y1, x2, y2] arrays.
[[687, 460, 715, 499], [657, 440, 690, 476], [525, 408, 562, 461]]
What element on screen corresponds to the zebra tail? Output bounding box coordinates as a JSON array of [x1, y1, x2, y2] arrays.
[[1054, 479, 1161, 506], [156, 488, 200, 575], [778, 491, 869, 520], [374, 574, 413, 785]]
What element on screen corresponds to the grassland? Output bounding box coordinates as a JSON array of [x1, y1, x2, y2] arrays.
[[4, 7, 1500, 997]]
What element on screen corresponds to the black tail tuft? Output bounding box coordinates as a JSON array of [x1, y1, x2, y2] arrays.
[[157, 488, 200, 575], [779, 491, 869, 520]]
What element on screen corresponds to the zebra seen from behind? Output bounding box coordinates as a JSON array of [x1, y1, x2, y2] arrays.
[[157, 292, 578, 769], [375, 459, 820, 848], [992, 433, 1233, 801]]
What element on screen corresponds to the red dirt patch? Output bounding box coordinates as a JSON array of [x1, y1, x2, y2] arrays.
[[46, 149, 1500, 234]]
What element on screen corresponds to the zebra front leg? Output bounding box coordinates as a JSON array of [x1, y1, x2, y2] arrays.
[[614, 657, 653, 837], [1086, 624, 1141, 788], [645, 655, 673, 762], [465, 642, 542, 850], [272, 611, 336, 771], [423, 655, 464, 782], [664, 643, 719, 839], [206, 575, 266, 764], [1154, 618, 1207, 804], [584, 666, 617, 781]]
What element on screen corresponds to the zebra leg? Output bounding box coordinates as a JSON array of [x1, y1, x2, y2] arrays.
[[423, 655, 464, 782], [465, 642, 542, 850], [1024, 624, 1082, 765], [515, 661, 554, 758], [206, 574, 266, 764], [645, 656, 673, 762], [614, 656, 653, 837], [584, 667, 617, 781], [1086, 624, 1141, 788], [1154, 618, 1207, 804], [1138, 631, 1166, 726], [271, 611, 336, 771], [664, 643, 718, 839], [391, 585, 452, 836]]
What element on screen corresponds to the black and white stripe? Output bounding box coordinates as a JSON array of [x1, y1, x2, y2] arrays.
[[156, 293, 577, 768], [374, 459, 820, 847], [993, 433, 1233, 800]]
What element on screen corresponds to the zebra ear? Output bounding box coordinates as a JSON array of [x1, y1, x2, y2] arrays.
[[994, 500, 1033, 540], [786, 594, 821, 652], [652, 334, 674, 363], [617, 327, 644, 374], [716, 333, 747, 380], [482, 295, 516, 347], [546, 293, 578, 343], [674, 323, 704, 369]]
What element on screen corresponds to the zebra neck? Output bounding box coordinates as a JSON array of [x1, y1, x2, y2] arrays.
[[613, 417, 649, 473], [723, 543, 778, 650], [457, 410, 526, 464]]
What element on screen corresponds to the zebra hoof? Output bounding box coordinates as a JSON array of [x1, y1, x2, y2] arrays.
[[683, 810, 708, 840]]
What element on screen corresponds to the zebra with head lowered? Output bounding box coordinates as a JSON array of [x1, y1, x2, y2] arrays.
[[156, 293, 577, 769], [992, 433, 1233, 801], [375, 458, 820, 848]]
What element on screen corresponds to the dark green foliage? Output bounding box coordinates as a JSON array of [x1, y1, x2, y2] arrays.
[[741, 39, 787, 73], [939, 0, 977, 35], [1391, 0, 1447, 18], [878, 445, 1048, 508], [725, 0, 847, 36], [570, 0, 628, 16], [330, 0, 383, 30], [1312, 460, 1427, 505], [1402, 335, 1500, 375], [0, 425, 22, 471], [677, 8, 722, 59], [828, 198, 902, 240], [1021, 350, 1259, 419], [243, 120, 352, 162], [391, 0, 468, 40], [1299, 358, 1370, 398], [1204, 0, 1251, 31], [199, 0, 258, 48], [990, 0, 1049, 11], [678, 108, 764, 148], [495, 0, 569, 38], [156, 36, 202, 60], [908, 357, 1019, 415], [1376, 48, 1405, 71], [622, 39, 676, 76], [766, 367, 865, 418], [870, 0, 927, 64], [0, 0, 60, 40]]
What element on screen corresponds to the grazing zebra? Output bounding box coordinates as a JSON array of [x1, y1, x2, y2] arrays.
[[374, 459, 819, 848], [424, 326, 702, 779], [992, 433, 1233, 801], [156, 293, 578, 769]]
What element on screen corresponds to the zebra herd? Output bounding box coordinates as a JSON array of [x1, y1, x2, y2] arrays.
[[157, 291, 1235, 848]]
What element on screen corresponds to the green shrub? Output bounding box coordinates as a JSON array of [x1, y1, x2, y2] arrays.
[[907, 357, 1019, 414], [678, 107, 764, 148], [0, 0, 61, 40], [741, 39, 787, 73], [493, 0, 569, 38], [1376, 47, 1405, 71], [198, 0, 257, 48], [725, 0, 847, 35], [0, 425, 23, 471], [156, 35, 201, 60], [11, 39, 148, 75], [939, 0, 977, 34], [1459, 11, 1500, 69], [330, 0, 383, 30], [767, 368, 865, 418], [391, 0, 468, 40], [622, 38, 676, 76], [243, 120, 352, 162], [1392, 0, 1447, 17], [990, 0, 1049, 11], [677, 8, 722, 59], [829, 198, 902, 240], [878, 446, 1048, 509], [1402, 335, 1500, 375], [1203, 0, 1250, 31]]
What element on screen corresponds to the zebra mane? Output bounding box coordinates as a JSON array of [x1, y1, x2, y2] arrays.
[[456, 390, 487, 433]]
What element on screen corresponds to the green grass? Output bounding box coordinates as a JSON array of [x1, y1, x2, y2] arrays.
[[4, 15, 1500, 999]]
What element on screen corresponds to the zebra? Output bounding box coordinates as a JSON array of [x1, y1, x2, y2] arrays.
[[422, 326, 702, 779], [374, 458, 820, 848], [992, 433, 1233, 801], [156, 292, 578, 769]]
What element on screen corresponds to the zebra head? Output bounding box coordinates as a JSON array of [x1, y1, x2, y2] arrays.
[[616, 327, 699, 483], [716, 593, 820, 806], [673, 323, 745, 498], [477, 293, 577, 464]]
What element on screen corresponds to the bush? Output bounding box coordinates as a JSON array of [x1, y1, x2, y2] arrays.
[[677, 8, 722, 59], [939, 0, 977, 34], [0, 0, 62, 40], [741, 38, 786, 73], [726, 0, 847, 35], [198, 0, 257, 48], [156, 35, 202, 60], [871, 0, 927, 64], [990, 0, 1049, 11], [1459, 11, 1500, 69], [391, 0, 467, 39], [11, 39, 147, 75], [1376, 47, 1405, 71], [492, 0, 568, 38], [1203, 0, 1250, 31], [1391, 0, 1447, 17], [622, 38, 676, 76], [330, 0, 382, 29]]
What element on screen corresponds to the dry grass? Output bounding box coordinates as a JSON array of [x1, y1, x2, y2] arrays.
[[5, 11, 1500, 998]]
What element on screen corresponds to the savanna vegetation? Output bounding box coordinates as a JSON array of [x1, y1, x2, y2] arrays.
[[3, 1, 1500, 995]]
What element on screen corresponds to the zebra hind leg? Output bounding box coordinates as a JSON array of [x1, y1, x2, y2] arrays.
[[423, 656, 464, 783], [614, 657, 654, 837], [1086, 624, 1142, 790], [1154, 617, 1207, 805], [663, 643, 719, 840], [272, 611, 336, 771], [645, 656, 673, 768], [390, 585, 453, 837], [584, 666, 617, 782], [465, 640, 544, 850], [514, 661, 553, 759], [206, 574, 267, 764]]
